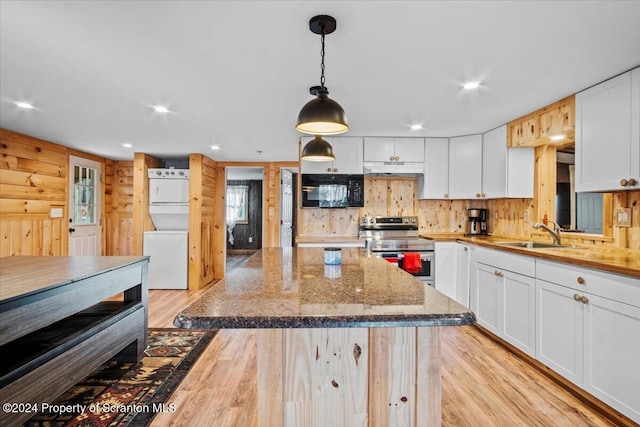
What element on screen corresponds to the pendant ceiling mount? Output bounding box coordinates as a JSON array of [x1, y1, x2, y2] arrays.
[[309, 15, 336, 35]]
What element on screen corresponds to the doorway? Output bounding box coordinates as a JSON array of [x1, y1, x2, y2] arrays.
[[225, 167, 264, 260], [280, 168, 298, 247], [68, 155, 102, 255]]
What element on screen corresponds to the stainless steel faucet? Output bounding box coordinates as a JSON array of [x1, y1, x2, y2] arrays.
[[533, 221, 562, 246]]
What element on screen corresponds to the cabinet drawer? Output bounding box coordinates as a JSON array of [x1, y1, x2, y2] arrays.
[[474, 247, 535, 277], [536, 260, 640, 306]]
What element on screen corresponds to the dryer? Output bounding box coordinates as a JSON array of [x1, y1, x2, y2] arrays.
[[144, 168, 190, 289]]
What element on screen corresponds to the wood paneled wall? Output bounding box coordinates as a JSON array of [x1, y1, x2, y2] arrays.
[[189, 154, 219, 290], [132, 153, 161, 256], [105, 160, 135, 255], [297, 171, 638, 249], [0, 129, 109, 257]]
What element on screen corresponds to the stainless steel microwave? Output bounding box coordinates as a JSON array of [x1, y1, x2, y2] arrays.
[[301, 174, 365, 208]]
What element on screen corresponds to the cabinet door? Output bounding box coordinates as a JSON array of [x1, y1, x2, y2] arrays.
[[332, 137, 363, 174], [507, 147, 534, 198], [456, 243, 471, 307], [482, 125, 507, 198], [536, 279, 583, 386], [502, 270, 536, 357], [448, 134, 483, 199], [434, 242, 457, 300], [393, 138, 425, 162], [575, 70, 638, 191], [583, 295, 640, 423], [472, 262, 502, 335], [420, 138, 449, 199], [364, 137, 394, 162]]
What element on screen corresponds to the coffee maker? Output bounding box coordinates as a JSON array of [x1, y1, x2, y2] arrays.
[[468, 208, 488, 235]]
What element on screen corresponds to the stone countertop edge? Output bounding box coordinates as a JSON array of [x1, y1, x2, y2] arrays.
[[173, 311, 476, 329]]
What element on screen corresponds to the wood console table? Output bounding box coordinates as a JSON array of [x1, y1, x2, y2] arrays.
[[0, 256, 149, 426]]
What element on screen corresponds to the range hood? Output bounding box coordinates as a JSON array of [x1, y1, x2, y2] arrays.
[[363, 161, 424, 176]]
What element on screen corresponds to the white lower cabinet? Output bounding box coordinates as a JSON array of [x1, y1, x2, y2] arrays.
[[470, 247, 536, 356], [536, 279, 583, 384], [536, 260, 640, 424]]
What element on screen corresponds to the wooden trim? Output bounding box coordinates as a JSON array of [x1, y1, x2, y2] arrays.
[[188, 154, 204, 289], [213, 164, 226, 278], [132, 153, 160, 255], [474, 325, 638, 427]]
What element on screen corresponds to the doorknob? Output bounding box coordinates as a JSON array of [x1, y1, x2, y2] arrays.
[[69, 227, 76, 233]]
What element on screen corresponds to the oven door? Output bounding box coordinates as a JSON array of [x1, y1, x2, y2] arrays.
[[398, 252, 435, 283]]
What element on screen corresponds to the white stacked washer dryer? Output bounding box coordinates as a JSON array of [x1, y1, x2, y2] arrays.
[[143, 168, 189, 289]]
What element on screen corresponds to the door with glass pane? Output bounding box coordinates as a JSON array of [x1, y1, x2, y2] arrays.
[[68, 155, 101, 255]]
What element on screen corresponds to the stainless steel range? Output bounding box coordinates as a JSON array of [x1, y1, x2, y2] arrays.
[[360, 216, 435, 286]]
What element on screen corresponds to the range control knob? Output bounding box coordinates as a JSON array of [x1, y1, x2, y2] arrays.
[[156, 170, 162, 176]]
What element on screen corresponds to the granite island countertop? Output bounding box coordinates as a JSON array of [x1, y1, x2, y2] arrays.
[[174, 247, 475, 329]]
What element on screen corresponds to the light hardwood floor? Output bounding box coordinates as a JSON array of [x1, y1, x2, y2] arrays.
[[147, 259, 618, 427]]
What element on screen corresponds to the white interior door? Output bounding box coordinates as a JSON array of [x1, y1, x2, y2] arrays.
[[280, 169, 293, 247], [68, 155, 101, 256]]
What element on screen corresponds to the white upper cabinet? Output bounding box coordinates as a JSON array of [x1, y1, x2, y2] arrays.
[[482, 126, 508, 198], [448, 134, 483, 199], [575, 67, 640, 192], [420, 138, 450, 199], [364, 137, 425, 163], [301, 136, 364, 175], [483, 125, 534, 199], [507, 147, 534, 198]]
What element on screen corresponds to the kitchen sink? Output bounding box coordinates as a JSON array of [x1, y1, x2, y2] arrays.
[[495, 241, 584, 249]]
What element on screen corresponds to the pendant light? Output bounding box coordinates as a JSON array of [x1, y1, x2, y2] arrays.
[[301, 135, 335, 161], [296, 15, 349, 137]]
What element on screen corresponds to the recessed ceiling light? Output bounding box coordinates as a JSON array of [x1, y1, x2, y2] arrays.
[[410, 124, 423, 131], [463, 81, 480, 90], [154, 106, 169, 113], [16, 101, 34, 109], [550, 134, 566, 141], [122, 143, 133, 148], [211, 145, 220, 150]]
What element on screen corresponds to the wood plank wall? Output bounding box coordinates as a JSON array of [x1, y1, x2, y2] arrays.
[[0, 129, 110, 256], [132, 153, 161, 256], [105, 160, 135, 255], [298, 173, 638, 249], [189, 154, 219, 290]]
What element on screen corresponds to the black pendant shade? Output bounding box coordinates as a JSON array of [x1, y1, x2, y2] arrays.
[[296, 86, 349, 135], [300, 135, 335, 161], [296, 15, 349, 136]]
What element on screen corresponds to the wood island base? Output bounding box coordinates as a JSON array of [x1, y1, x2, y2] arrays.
[[257, 326, 442, 427]]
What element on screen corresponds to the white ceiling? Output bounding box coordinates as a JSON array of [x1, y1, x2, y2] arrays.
[[1, 1, 640, 162]]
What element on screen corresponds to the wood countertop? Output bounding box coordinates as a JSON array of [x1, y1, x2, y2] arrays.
[[0, 256, 149, 301], [420, 233, 640, 278], [174, 247, 475, 329]]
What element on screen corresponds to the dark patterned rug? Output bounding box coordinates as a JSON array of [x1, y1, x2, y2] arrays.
[[23, 328, 217, 427]]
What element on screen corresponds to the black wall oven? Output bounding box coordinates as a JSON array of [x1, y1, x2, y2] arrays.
[[301, 174, 364, 208]]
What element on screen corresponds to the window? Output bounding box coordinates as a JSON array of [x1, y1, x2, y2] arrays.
[[226, 185, 248, 224], [73, 165, 97, 225]]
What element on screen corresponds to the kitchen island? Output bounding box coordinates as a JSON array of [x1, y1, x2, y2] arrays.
[[174, 247, 475, 426]]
